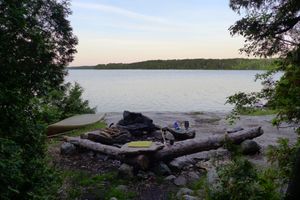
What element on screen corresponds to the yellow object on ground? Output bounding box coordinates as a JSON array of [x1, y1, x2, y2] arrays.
[[127, 141, 153, 148]]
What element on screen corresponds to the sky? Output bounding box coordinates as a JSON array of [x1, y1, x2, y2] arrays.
[[69, 0, 246, 66]]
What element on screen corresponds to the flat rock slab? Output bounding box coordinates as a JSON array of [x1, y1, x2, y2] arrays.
[[47, 113, 105, 135], [120, 142, 164, 155]]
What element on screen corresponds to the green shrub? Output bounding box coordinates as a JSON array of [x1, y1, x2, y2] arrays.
[[36, 82, 96, 125], [210, 157, 281, 200]]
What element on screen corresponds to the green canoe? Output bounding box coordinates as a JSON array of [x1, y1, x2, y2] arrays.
[[47, 113, 105, 135]]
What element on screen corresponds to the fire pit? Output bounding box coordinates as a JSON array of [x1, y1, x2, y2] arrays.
[[63, 111, 263, 170]]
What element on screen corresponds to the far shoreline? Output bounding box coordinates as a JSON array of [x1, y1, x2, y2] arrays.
[[68, 58, 275, 70]]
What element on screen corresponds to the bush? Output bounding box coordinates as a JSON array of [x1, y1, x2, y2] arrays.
[[36, 82, 96, 124], [210, 157, 281, 200]]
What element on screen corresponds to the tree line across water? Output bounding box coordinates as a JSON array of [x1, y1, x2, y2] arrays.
[[70, 58, 275, 70]]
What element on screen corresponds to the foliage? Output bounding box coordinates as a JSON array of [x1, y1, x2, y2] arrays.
[[0, 0, 77, 199], [210, 157, 281, 200], [266, 138, 300, 183], [36, 82, 96, 125], [227, 1, 300, 197], [226, 0, 300, 128], [70, 58, 275, 70]]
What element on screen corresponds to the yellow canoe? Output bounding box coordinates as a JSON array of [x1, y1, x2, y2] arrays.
[[47, 113, 105, 135]]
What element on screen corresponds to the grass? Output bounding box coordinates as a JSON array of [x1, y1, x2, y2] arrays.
[[60, 170, 136, 200], [239, 108, 278, 116]]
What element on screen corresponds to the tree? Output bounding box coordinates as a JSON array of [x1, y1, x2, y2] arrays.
[[0, 0, 77, 199], [228, 0, 300, 199]]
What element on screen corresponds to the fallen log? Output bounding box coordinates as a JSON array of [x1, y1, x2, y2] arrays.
[[154, 127, 263, 160], [64, 136, 121, 156]]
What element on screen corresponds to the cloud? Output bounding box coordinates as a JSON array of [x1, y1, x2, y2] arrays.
[[72, 2, 168, 24]]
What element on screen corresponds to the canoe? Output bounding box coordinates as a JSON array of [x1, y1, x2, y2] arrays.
[[47, 113, 105, 135]]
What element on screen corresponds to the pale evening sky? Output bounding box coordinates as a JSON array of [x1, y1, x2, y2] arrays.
[[69, 0, 246, 66]]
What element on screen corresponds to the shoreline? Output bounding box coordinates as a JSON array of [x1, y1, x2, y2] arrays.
[[104, 111, 297, 150]]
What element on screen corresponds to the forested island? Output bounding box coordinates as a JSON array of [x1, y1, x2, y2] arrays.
[[69, 58, 275, 70]]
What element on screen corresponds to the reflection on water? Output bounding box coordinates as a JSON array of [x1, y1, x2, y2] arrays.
[[66, 70, 267, 112]]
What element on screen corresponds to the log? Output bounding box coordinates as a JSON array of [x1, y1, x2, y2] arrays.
[[64, 136, 121, 157], [154, 127, 263, 160]]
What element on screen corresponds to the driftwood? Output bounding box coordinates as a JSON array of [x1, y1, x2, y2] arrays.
[[154, 127, 263, 160], [64, 127, 263, 169], [64, 136, 121, 156]]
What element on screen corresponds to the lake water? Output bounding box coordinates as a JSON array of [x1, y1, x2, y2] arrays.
[[66, 70, 267, 112]]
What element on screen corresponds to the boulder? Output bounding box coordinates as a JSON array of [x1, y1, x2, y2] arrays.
[[240, 139, 261, 155], [164, 175, 176, 181], [169, 156, 195, 170], [118, 163, 134, 178], [174, 175, 187, 186], [153, 162, 172, 175], [187, 171, 200, 182], [60, 142, 76, 155]]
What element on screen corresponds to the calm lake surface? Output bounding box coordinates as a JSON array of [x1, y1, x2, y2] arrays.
[[66, 70, 268, 112]]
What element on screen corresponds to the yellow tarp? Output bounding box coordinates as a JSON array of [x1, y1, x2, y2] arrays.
[[127, 141, 153, 148]]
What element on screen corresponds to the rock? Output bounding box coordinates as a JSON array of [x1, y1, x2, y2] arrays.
[[153, 162, 172, 175], [60, 142, 76, 155], [116, 185, 128, 192], [110, 197, 118, 200], [176, 188, 193, 199], [182, 195, 200, 200], [164, 175, 176, 181], [169, 156, 195, 170], [174, 175, 187, 186], [240, 140, 261, 155], [187, 171, 200, 182], [118, 163, 134, 178]]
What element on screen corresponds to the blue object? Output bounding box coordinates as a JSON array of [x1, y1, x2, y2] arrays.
[[174, 121, 180, 130]]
